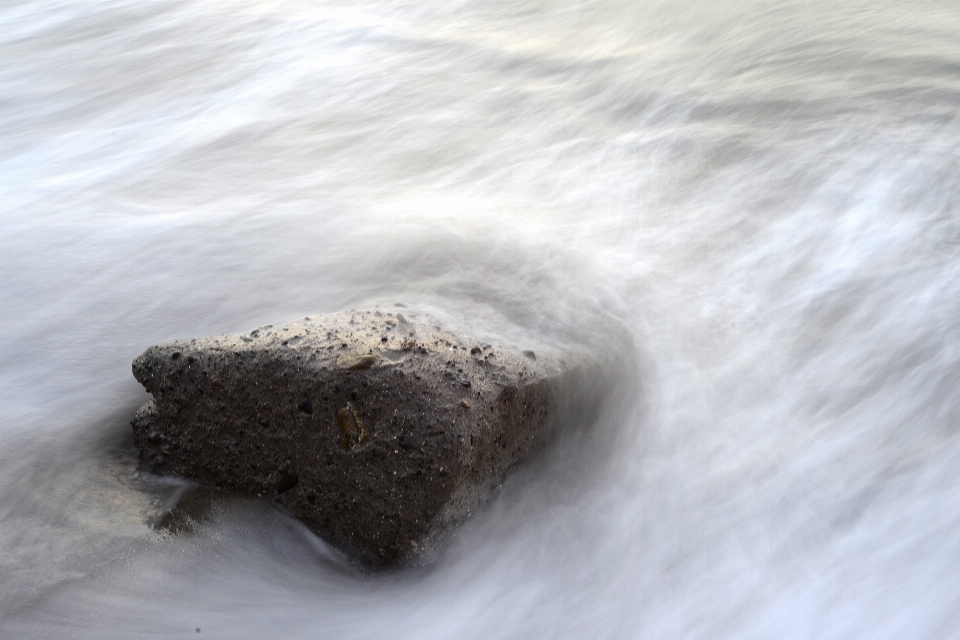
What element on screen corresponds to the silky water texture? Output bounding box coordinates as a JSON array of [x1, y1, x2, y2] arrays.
[[1, 0, 959, 638]]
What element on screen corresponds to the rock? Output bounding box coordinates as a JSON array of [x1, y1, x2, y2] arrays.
[[131, 310, 593, 567]]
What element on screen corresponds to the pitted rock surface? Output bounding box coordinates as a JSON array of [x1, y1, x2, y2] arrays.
[[131, 310, 589, 566]]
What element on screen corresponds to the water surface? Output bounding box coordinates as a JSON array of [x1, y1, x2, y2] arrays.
[[2, 0, 959, 637]]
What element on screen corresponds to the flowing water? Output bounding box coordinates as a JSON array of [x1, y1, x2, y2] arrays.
[[2, 0, 959, 637]]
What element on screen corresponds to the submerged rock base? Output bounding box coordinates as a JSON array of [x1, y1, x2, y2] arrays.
[[131, 310, 591, 566]]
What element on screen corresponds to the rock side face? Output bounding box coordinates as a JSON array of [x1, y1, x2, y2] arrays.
[[131, 310, 587, 566]]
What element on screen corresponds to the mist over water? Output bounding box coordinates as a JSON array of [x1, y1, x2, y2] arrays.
[[2, 0, 959, 637]]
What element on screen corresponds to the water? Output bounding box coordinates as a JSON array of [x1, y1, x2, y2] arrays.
[[2, 0, 959, 637]]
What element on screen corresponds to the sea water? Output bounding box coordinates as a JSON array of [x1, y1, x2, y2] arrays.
[[2, 0, 959, 637]]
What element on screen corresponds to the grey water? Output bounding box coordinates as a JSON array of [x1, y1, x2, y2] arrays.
[[2, 0, 959, 637]]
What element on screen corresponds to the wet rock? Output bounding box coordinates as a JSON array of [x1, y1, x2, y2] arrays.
[[153, 485, 230, 535], [276, 469, 299, 494], [131, 310, 595, 567]]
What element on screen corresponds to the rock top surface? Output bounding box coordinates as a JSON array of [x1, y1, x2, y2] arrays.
[[132, 310, 591, 566]]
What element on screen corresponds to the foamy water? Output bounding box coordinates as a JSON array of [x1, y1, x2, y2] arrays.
[[2, 0, 959, 638]]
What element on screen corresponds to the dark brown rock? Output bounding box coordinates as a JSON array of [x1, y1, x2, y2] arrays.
[[131, 310, 593, 566]]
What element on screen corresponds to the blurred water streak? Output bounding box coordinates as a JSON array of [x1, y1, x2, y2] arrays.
[[2, 0, 959, 638]]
